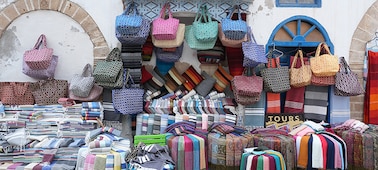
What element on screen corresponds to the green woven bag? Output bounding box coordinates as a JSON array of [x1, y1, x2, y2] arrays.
[[192, 4, 218, 42], [93, 48, 123, 83]]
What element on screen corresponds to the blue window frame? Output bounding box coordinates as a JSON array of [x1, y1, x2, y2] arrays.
[[276, 0, 321, 8]]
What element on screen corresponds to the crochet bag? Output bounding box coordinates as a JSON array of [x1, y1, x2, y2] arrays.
[[334, 57, 365, 96], [115, 2, 142, 35], [218, 23, 247, 48], [192, 4, 218, 42], [93, 48, 123, 83], [22, 55, 58, 79], [30, 79, 68, 105], [289, 50, 312, 88], [231, 69, 263, 105], [221, 6, 248, 40], [23, 34, 53, 70], [242, 27, 267, 67], [154, 43, 184, 63], [152, 3, 179, 40], [0, 82, 34, 105], [261, 57, 291, 93], [116, 18, 151, 46], [69, 64, 95, 98], [310, 42, 340, 77], [112, 69, 144, 114]]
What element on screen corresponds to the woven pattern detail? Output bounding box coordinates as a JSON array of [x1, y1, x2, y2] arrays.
[[261, 61, 291, 93], [231, 75, 263, 96], [0, 82, 34, 105], [152, 3, 179, 40], [242, 27, 267, 67], [69, 64, 95, 98], [192, 5, 218, 42], [218, 23, 247, 48], [23, 34, 53, 70], [185, 25, 217, 50], [311, 74, 335, 86], [96, 68, 124, 89], [310, 43, 339, 77], [221, 7, 247, 40], [93, 48, 123, 83], [68, 84, 103, 102], [152, 24, 185, 48], [115, 2, 143, 35], [289, 50, 312, 88], [30, 79, 68, 105], [334, 57, 365, 96], [116, 19, 151, 46], [154, 43, 183, 62], [22, 55, 58, 79]]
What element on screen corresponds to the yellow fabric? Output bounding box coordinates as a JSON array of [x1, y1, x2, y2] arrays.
[[297, 135, 310, 168]]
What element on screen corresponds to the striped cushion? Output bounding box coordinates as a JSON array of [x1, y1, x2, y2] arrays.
[[213, 65, 233, 92], [182, 66, 204, 91]]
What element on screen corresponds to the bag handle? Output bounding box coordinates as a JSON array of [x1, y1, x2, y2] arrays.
[[246, 26, 258, 44], [158, 3, 173, 20], [32, 34, 48, 50], [81, 64, 93, 77], [226, 5, 242, 21], [194, 4, 211, 23], [123, 2, 139, 16], [315, 42, 332, 57], [106, 48, 121, 61], [267, 54, 281, 68], [339, 56, 350, 73], [291, 50, 305, 69]]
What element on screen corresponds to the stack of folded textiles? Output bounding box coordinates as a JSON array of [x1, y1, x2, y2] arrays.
[[17, 111, 43, 122], [81, 102, 103, 121]]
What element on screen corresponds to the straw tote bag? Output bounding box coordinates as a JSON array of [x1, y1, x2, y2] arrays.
[[310, 42, 339, 77], [289, 50, 312, 88]]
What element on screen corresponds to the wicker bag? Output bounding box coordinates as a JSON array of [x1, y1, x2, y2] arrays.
[[112, 69, 144, 114], [0, 82, 34, 105], [289, 50, 312, 88], [152, 3, 180, 40], [115, 2, 143, 35], [30, 79, 68, 105], [221, 6, 247, 40], [93, 48, 123, 83], [69, 64, 95, 98], [310, 43, 340, 77], [261, 57, 291, 93], [23, 34, 53, 70], [334, 57, 365, 96]]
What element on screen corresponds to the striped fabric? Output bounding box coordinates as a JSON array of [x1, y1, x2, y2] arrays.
[[364, 50, 378, 124], [182, 66, 203, 91], [212, 65, 234, 92], [226, 47, 244, 76], [304, 85, 328, 122]]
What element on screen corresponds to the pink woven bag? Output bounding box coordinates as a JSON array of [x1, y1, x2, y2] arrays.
[[23, 34, 53, 70], [152, 3, 179, 40]]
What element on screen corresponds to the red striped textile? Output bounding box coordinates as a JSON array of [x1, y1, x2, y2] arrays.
[[364, 50, 378, 124], [266, 58, 281, 113]]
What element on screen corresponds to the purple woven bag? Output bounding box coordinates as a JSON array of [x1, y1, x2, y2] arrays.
[[22, 55, 58, 79]]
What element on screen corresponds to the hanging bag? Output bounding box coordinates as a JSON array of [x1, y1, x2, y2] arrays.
[[23, 34, 54, 70], [289, 50, 312, 88], [221, 6, 248, 40], [116, 18, 151, 46], [112, 69, 144, 114], [231, 69, 263, 105], [93, 48, 123, 83], [0, 82, 34, 105], [242, 26, 267, 67], [261, 56, 291, 93], [22, 55, 58, 79], [115, 2, 143, 35], [69, 64, 95, 98], [192, 4, 218, 42], [30, 79, 68, 105], [334, 57, 365, 96], [218, 23, 247, 48], [152, 3, 180, 40], [154, 43, 184, 63], [310, 42, 340, 77]]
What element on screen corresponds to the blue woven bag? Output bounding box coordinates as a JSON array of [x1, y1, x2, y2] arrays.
[[154, 44, 184, 63], [115, 2, 143, 35], [116, 18, 151, 46], [221, 6, 248, 40], [242, 27, 267, 67]]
